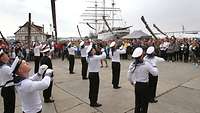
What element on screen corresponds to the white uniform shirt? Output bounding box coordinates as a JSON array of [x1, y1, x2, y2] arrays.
[[109, 49, 126, 62], [144, 56, 165, 76], [128, 61, 158, 84], [68, 47, 77, 56], [80, 46, 88, 57], [87, 52, 106, 72], [16, 74, 51, 113], [0, 64, 14, 87], [34, 45, 42, 56], [144, 56, 165, 67]]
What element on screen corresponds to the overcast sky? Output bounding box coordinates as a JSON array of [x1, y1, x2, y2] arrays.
[[0, 0, 200, 37]]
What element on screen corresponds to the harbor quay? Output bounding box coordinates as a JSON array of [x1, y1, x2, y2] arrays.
[[0, 58, 200, 113]]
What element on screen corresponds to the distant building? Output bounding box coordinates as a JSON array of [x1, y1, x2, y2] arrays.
[[14, 22, 51, 43]]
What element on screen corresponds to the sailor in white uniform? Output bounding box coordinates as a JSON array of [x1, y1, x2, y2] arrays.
[[10, 57, 53, 113], [0, 50, 15, 113], [34, 42, 42, 73], [144, 46, 165, 103], [67, 42, 77, 74], [128, 47, 158, 113], [86, 44, 106, 107], [80, 41, 89, 79], [109, 41, 126, 89]]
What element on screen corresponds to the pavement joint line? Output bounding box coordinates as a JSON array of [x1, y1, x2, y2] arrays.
[[52, 96, 59, 113], [54, 83, 103, 113], [58, 103, 83, 113], [181, 86, 200, 91], [157, 74, 200, 98], [124, 108, 134, 113]]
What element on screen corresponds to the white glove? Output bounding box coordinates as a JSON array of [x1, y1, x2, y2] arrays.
[[101, 48, 105, 52], [119, 46, 123, 50], [38, 65, 48, 75], [45, 69, 54, 77]]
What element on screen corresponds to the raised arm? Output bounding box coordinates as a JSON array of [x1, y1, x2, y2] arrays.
[[146, 62, 158, 76], [23, 76, 51, 93], [117, 48, 126, 54], [93, 52, 106, 60]]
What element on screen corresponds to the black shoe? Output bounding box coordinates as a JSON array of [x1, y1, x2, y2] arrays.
[[149, 99, 158, 103], [113, 86, 121, 89], [70, 72, 75, 74], [90, 103, 102, 107], [82, 77, 88, 80], [44, 99, 55, 103]]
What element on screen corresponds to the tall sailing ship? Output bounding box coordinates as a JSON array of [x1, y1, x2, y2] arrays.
[[80, 0, 131, 40]]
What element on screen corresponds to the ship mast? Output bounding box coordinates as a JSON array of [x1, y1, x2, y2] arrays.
[[103, 0, 106, 31], [112, 0, 115, 29], [95, 0, 98, 34], [80, 0, 121, 35]]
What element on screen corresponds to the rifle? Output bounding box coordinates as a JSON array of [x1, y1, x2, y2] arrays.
[[153, 24, 168, 37], [0, 31, 9, 46], [77, 25, 83, 40], [141, 16, 158, 39], [102, 16, 114, 34], [86, 23, 96, 30]]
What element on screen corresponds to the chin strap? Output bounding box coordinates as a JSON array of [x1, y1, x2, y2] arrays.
[[0, 75, 26, 88]]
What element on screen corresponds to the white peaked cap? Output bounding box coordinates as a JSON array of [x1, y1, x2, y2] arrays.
[[10, 56, 20, 74], [132, 47, 143, 58], [86, 45, 93, 54], [67, 42, 72, 47], [146, 46, 155, 54], [110, 41, 116, 48], [80, 41, 84, 47]]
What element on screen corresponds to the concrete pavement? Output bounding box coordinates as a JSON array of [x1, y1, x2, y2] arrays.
[[0, 59, 200, 113]]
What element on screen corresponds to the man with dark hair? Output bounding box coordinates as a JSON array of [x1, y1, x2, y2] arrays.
[[40, 47, 55, 103]]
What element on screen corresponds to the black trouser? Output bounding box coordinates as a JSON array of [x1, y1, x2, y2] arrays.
[[112, 62, 120, 88], [135, 82, 149, 113], [1, 86, 15, 113], [43, 81, 53, 100], [179, 51, 184, 62], [149, 74, 158, 101], [81, 57, 88, 79], [68, 55, 75, 73], [89, 72, 99, 105], [167, 52, 174, 61], [34, 56, 40, 73], [23, 109, 42, 113], [160, 50, 167, 60], [184, 53, 189, 62]]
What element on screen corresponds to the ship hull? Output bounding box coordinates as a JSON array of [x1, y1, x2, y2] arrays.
[[98, 29, 130, 40]]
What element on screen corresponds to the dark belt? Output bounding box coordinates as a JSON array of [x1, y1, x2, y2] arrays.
[[136, 82, 148, 85], [23, 109, 42, 113]]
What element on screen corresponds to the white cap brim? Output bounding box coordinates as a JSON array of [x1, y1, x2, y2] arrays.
[[86, 45, 93, 54], [41, 48, 50, 53], [10, 57, 20, 74], [80, 41, 84, 47], [0, 49, 4, 56], [67, 42, 71, 47], [132, 47, 143, 58], [41, 44, 47, 50]]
